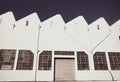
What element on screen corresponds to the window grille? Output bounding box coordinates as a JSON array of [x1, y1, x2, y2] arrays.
[[77, 51, 89, 70], [16, 50, 34, 70], [54, 51, 74, 55], [94, 52, 108, 70], [0, 49, 16, 70], [38, 51, 52, 70], [108, 52, 120, 70]]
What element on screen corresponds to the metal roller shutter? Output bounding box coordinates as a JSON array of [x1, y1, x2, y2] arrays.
[[55, 58, 75, 81]]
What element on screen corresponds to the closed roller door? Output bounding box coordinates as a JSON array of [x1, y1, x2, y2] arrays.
[[55, 59, 75, 81]]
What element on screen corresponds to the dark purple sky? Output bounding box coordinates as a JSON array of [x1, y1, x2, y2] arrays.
[[0, 0, 120, 25]]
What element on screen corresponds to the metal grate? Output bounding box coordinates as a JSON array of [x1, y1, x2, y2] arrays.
[[38, 51, 52, 70], [54, 51, 74, 55], [94, 52, 108, 70], [0, 49, 16, 70], [108, 52, 120, 70], [77, 51, 89, 70], [16, 50, 34, 70]]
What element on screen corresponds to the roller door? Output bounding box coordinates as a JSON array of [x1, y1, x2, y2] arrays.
[[55, 59, 75, 81]]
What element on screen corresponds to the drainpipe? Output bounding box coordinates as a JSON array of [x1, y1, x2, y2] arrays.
[[91, 33, 111, 53], [35, 25, 41, 82], [107, 70, 117, 82]]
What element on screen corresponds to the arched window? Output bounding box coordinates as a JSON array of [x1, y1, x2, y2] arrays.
[[94, 52, 108, 70], [16, 50, 34, 70], [77, 51, 89, 70], [108, 52, 120, 70], [0, 49, 16, 70], [38, 51, 52, 70]]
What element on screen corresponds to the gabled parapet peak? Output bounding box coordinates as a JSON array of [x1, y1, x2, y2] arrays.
[[89, 17, 110, 30], [15, 13, 41, 27], [0, 11, 16, 25], [66, 16, 88, 26], [42, 14, 65, 23], [0, 11, 120, 29], [65, 16, 88, 31], [41, 14, 65, 29]]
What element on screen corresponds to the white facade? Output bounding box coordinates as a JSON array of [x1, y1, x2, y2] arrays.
[[0, 11, 120, 81]]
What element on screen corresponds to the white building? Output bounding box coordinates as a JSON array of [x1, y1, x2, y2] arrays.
[[0, 11, 120, 81]]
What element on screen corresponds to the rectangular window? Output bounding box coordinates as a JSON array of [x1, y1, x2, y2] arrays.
[[77, 51, 89, 70], [0, 49, 16, 70], [108, 52, 120, 70], [16, 50, 34, 70], [38, 51, 52, 70], [94, 52, 108, 70], [54, 51, 74, 55]]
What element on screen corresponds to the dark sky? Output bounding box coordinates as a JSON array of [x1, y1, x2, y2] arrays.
[[0, 0, 120, 25]]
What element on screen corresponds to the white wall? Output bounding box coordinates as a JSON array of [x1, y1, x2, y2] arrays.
[[0, 12, 120, 81], [39, 14, 85, 52], [0, 12, 40, 81]]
